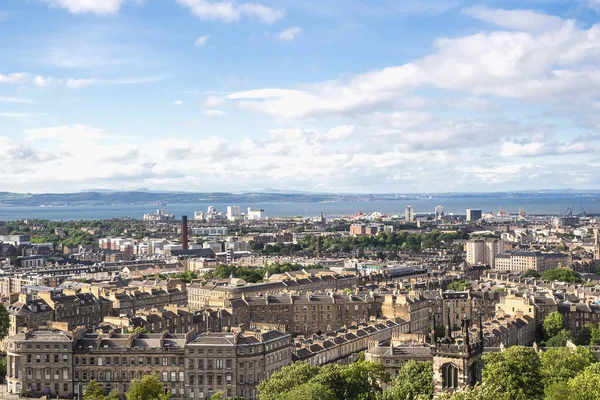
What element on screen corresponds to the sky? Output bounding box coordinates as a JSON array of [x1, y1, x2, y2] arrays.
[[2, 0, 600, 194]]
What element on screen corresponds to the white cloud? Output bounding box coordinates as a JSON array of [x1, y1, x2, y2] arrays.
[[203, 109, 226, 116], [194, 35, 209, 46], [226, 9, 600, 120], [323, 125, 354, 140], [66, 78, 99, 89], [202, 95, 226, 107], [42, 0, 125, 15], [0, 73, 27, 84], [278, 26, 301, 41], [174, 100, 183, 105], [0, 97, 34, 104], [501, 140, 590, 157], [463, 6, 566, 33], [176, 0, 284, 24], [66, 76, 164, 89], [34, 75, 60, 87]]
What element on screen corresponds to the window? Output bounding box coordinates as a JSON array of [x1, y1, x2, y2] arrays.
[[63, 355, 68, 363], [162, 372, 168, 382], [63, 369, 69, 380], [171, 372, 176, 382], [442, 364, 459, 389], [54, 354, 59, 363], [226, 360, 232, 369]]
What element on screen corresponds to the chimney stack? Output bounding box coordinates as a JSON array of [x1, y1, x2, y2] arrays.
[[182, 215, 189, 250]]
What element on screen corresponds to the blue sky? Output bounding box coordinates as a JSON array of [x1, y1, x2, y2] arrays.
[[2, 0, 600, 193]]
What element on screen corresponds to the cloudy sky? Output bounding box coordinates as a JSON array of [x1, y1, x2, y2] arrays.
[[2, 0, 600, 193]]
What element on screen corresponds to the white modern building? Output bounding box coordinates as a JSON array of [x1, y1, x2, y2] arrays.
[[247, 208, 265, 220], [405, 206, 414, 222], [434, 205, 444, 221], [227, 206, 242, 221], [465, 238, 505, 266]]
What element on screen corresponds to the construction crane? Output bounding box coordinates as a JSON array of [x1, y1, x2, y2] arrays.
[[580, 204, 587, 218]]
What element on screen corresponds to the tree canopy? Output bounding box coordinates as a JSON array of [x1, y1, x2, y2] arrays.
[[258, 360, 389, 400], [125, 374, 170, 400], [540, 268, 582, 284], [542, 312, 566, 340], [379, 360, 433, 400], [83, 380, 119, 400], [481, 346, 544, 400]]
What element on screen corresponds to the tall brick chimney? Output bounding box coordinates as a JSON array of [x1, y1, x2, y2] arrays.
[[182, 215, 189, 250]]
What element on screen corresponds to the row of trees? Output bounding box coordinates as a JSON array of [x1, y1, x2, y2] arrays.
[[198, 262, 322, 283], [84, 375, 169, 400], [439, 346, 599, 400], [83, 375, 240, 400], [542, 311, 600, 346], [523, 268, 584, 284], [251, 231, 468, 257], [257, 345, 600, 400]]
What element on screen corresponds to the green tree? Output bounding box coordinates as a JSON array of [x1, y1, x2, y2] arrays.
[[590, 323, 600, 345], [540, 346, 596, 387], [481, 346, 544, 400], [0, 304, 10, 341], [280, 382, 337, 400], [257, 362, 320, 400], [132, 326, 148, 334], [380, 361, 433, 400], [563, 363, 600, 400], [544, 330, 573, 347], [83, 380, 106, 400], [542, 312, 566, 339], [523, 269, 540, 278], [447, 280, 472, 291], [126, 374, 169, 400], [576, 323, 594, 345], [0, 357, 6, 381], [540, 268, 582, 284], [435, 384, 505, 400]]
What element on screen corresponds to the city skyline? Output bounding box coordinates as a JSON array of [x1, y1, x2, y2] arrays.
[[2, 0, 600, 193]]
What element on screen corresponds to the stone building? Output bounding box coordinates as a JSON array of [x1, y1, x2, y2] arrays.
[[364, 333, 433, 379], [187, 275, 358, 310], [185, 329, 291, 399], [6, 329, 76, 397], [295, 319, 406, 366], [6, 327, 291, 400], [38, 290, 111, 330], [381, 291, 429, 333], [226, 292, 377, 335]]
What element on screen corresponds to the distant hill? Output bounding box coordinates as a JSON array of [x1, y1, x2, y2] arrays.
[[0, 189, 598, 207]]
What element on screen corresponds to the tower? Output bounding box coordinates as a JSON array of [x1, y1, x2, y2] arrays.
[[432, 306, 483, 395], [182, 215, 189, 251], [405, 206, 414, 222], [594, 228, 600, 260]]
